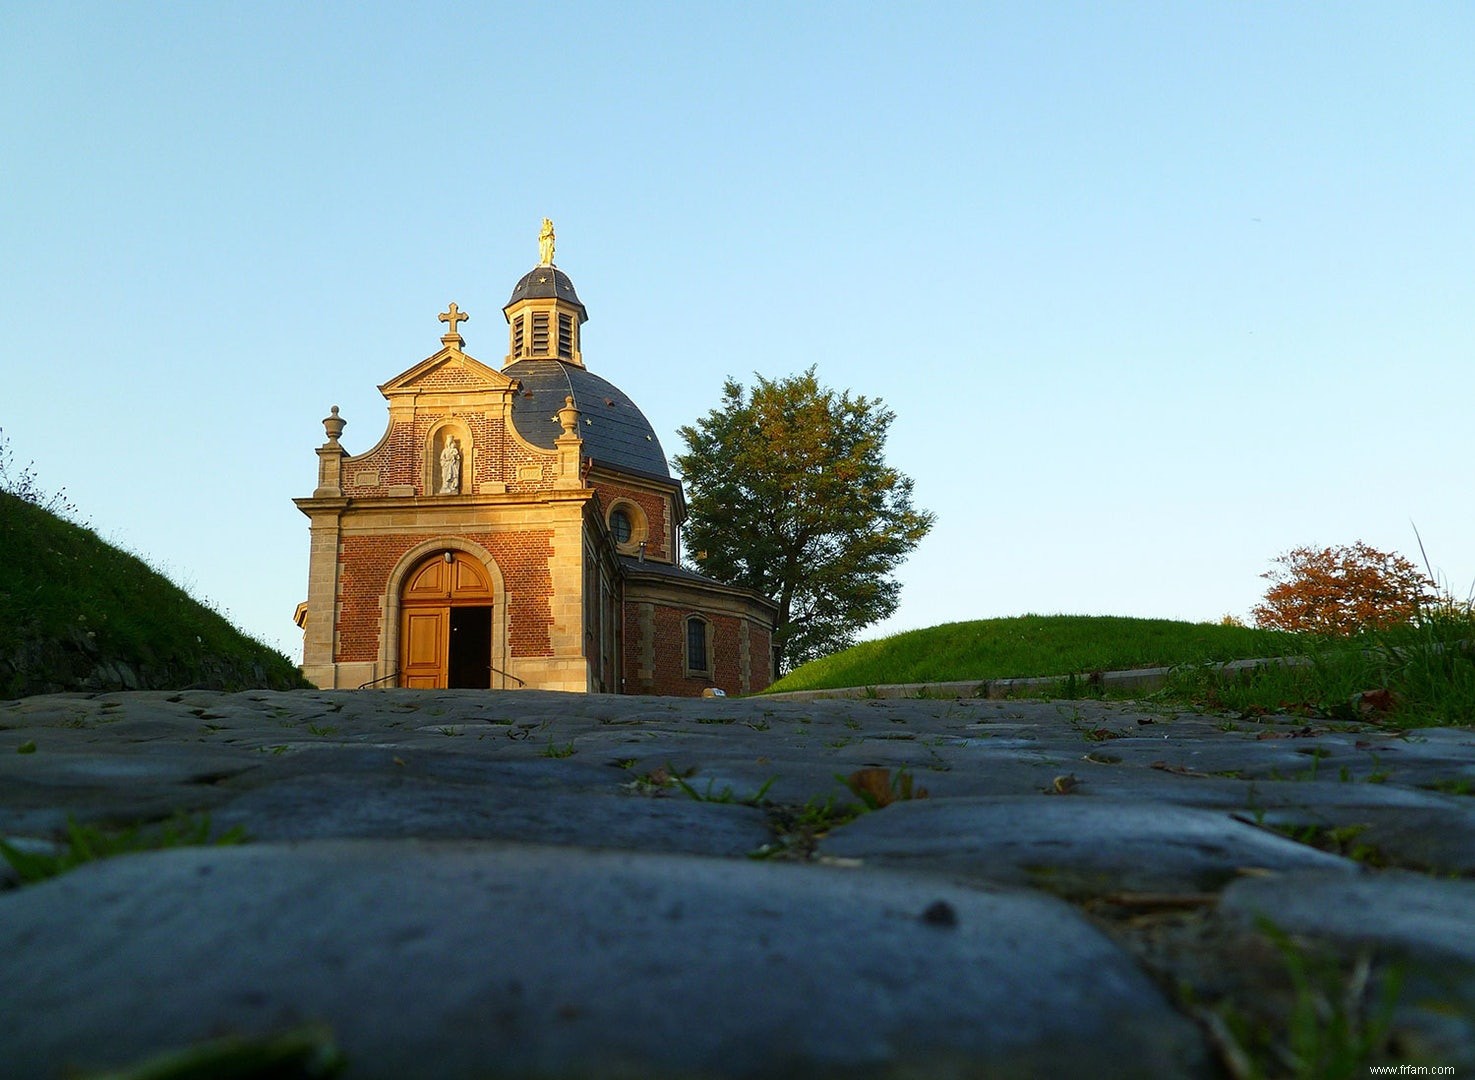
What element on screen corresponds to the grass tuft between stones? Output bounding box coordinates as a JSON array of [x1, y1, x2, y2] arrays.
[[75, 1022, 344, 1080], [0, 812, 248, 885]]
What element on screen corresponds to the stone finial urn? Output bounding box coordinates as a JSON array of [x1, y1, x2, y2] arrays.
[[322, 406, 346, 444]]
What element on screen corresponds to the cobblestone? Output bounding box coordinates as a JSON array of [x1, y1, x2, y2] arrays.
[[2, 688, 1471, 1077]]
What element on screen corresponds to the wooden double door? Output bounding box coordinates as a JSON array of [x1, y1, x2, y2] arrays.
[[400, 553, 497, 689]]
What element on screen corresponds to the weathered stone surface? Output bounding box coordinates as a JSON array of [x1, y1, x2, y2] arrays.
[[821, 796, 1356, 893], [211, 772, 770, 855], [1221, 869, 1475, 963], [0, 843, 1207, 1079], [1256, 796, 1475, 876], [2, 688, 1474, 1077], [1218, 871, 1475, 1065]]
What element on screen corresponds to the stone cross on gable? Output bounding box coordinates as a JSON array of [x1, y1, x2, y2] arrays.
[[439, 303, 468, 347]]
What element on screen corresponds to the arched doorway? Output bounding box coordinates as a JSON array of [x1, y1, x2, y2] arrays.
[[399, 552, 496, 688]]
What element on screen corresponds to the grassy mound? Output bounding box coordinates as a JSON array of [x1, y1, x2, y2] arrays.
[[766, 614, 1302, 693], [0, 492, 309, 698]]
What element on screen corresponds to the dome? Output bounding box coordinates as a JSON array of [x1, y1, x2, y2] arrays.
[[505, 266, 587, 319], [505, 359, 670, 480]]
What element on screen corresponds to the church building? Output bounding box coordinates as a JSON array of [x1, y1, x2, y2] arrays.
[[294, 224, 776, 695]]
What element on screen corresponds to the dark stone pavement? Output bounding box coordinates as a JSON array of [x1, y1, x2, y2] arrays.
[[2, 688, 1472, 1077]]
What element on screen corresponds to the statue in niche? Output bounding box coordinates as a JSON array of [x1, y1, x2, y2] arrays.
[[439, 436, 462, 494]]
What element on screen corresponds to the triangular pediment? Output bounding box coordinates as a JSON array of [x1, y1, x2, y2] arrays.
[[379, 348, 515, 397]]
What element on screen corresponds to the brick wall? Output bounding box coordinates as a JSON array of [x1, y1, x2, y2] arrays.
[[624, 604, 761, 697], [622, 601, 652, 694], [503, 435, 557, 489], [336, 530, 556, 662], [416, 366, 482, 389], [341, 408, 567, 496], [593, 480, 672, 560], [621, 598, 777, 697], [747, 624, 773, 693], [710, 613, 741, 691], [341, 419, 423, 495], [644, 605, 701, 696]]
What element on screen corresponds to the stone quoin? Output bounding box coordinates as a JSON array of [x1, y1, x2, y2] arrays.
[[294, 225, 776, 694]]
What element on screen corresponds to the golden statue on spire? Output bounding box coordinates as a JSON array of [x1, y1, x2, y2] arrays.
[[538, 218, 555, 266]]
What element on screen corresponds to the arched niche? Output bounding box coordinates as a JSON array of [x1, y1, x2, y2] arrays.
[[424, 418, 473, 496]]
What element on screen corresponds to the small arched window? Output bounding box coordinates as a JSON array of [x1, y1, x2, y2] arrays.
[[685, 615, 711, 676]]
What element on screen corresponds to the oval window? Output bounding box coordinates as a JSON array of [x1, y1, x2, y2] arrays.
[[610, 508, 633, 545]]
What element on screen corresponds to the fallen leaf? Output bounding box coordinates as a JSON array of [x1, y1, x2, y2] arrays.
[[1354, 688, 1398, 716], [846, 767, 897, 807]]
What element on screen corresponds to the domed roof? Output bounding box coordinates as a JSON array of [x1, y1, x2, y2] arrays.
[[505, 266, 587, 318], [505, 359, 670, 480]]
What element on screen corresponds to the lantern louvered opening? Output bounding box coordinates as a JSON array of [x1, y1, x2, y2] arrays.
[[558, 312, 574, 360]]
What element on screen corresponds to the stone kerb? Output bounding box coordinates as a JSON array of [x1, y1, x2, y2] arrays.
[[763, 653, 1318, 702]]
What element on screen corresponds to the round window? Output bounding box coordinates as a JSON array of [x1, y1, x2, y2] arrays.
[[610, 509, 633, 545]]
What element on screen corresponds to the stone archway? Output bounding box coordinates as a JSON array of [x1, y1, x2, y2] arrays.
[[398, 551, 497, 689]]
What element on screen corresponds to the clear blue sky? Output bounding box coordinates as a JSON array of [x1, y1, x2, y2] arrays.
[[3, 2, 1472, 658]]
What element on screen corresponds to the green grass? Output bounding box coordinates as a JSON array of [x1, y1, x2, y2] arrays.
[[0, 813, 248, 884], [1160, 613, 1475, 728], [1206, 918, 1402, 1080], [767, 615, 1302, 694], [767, 611, 1475, 728], [0, 492, 309, 698], [59, 1024, 344, 1079]]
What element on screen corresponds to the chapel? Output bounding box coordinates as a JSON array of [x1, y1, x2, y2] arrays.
[[293, 223, 777, 695]]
